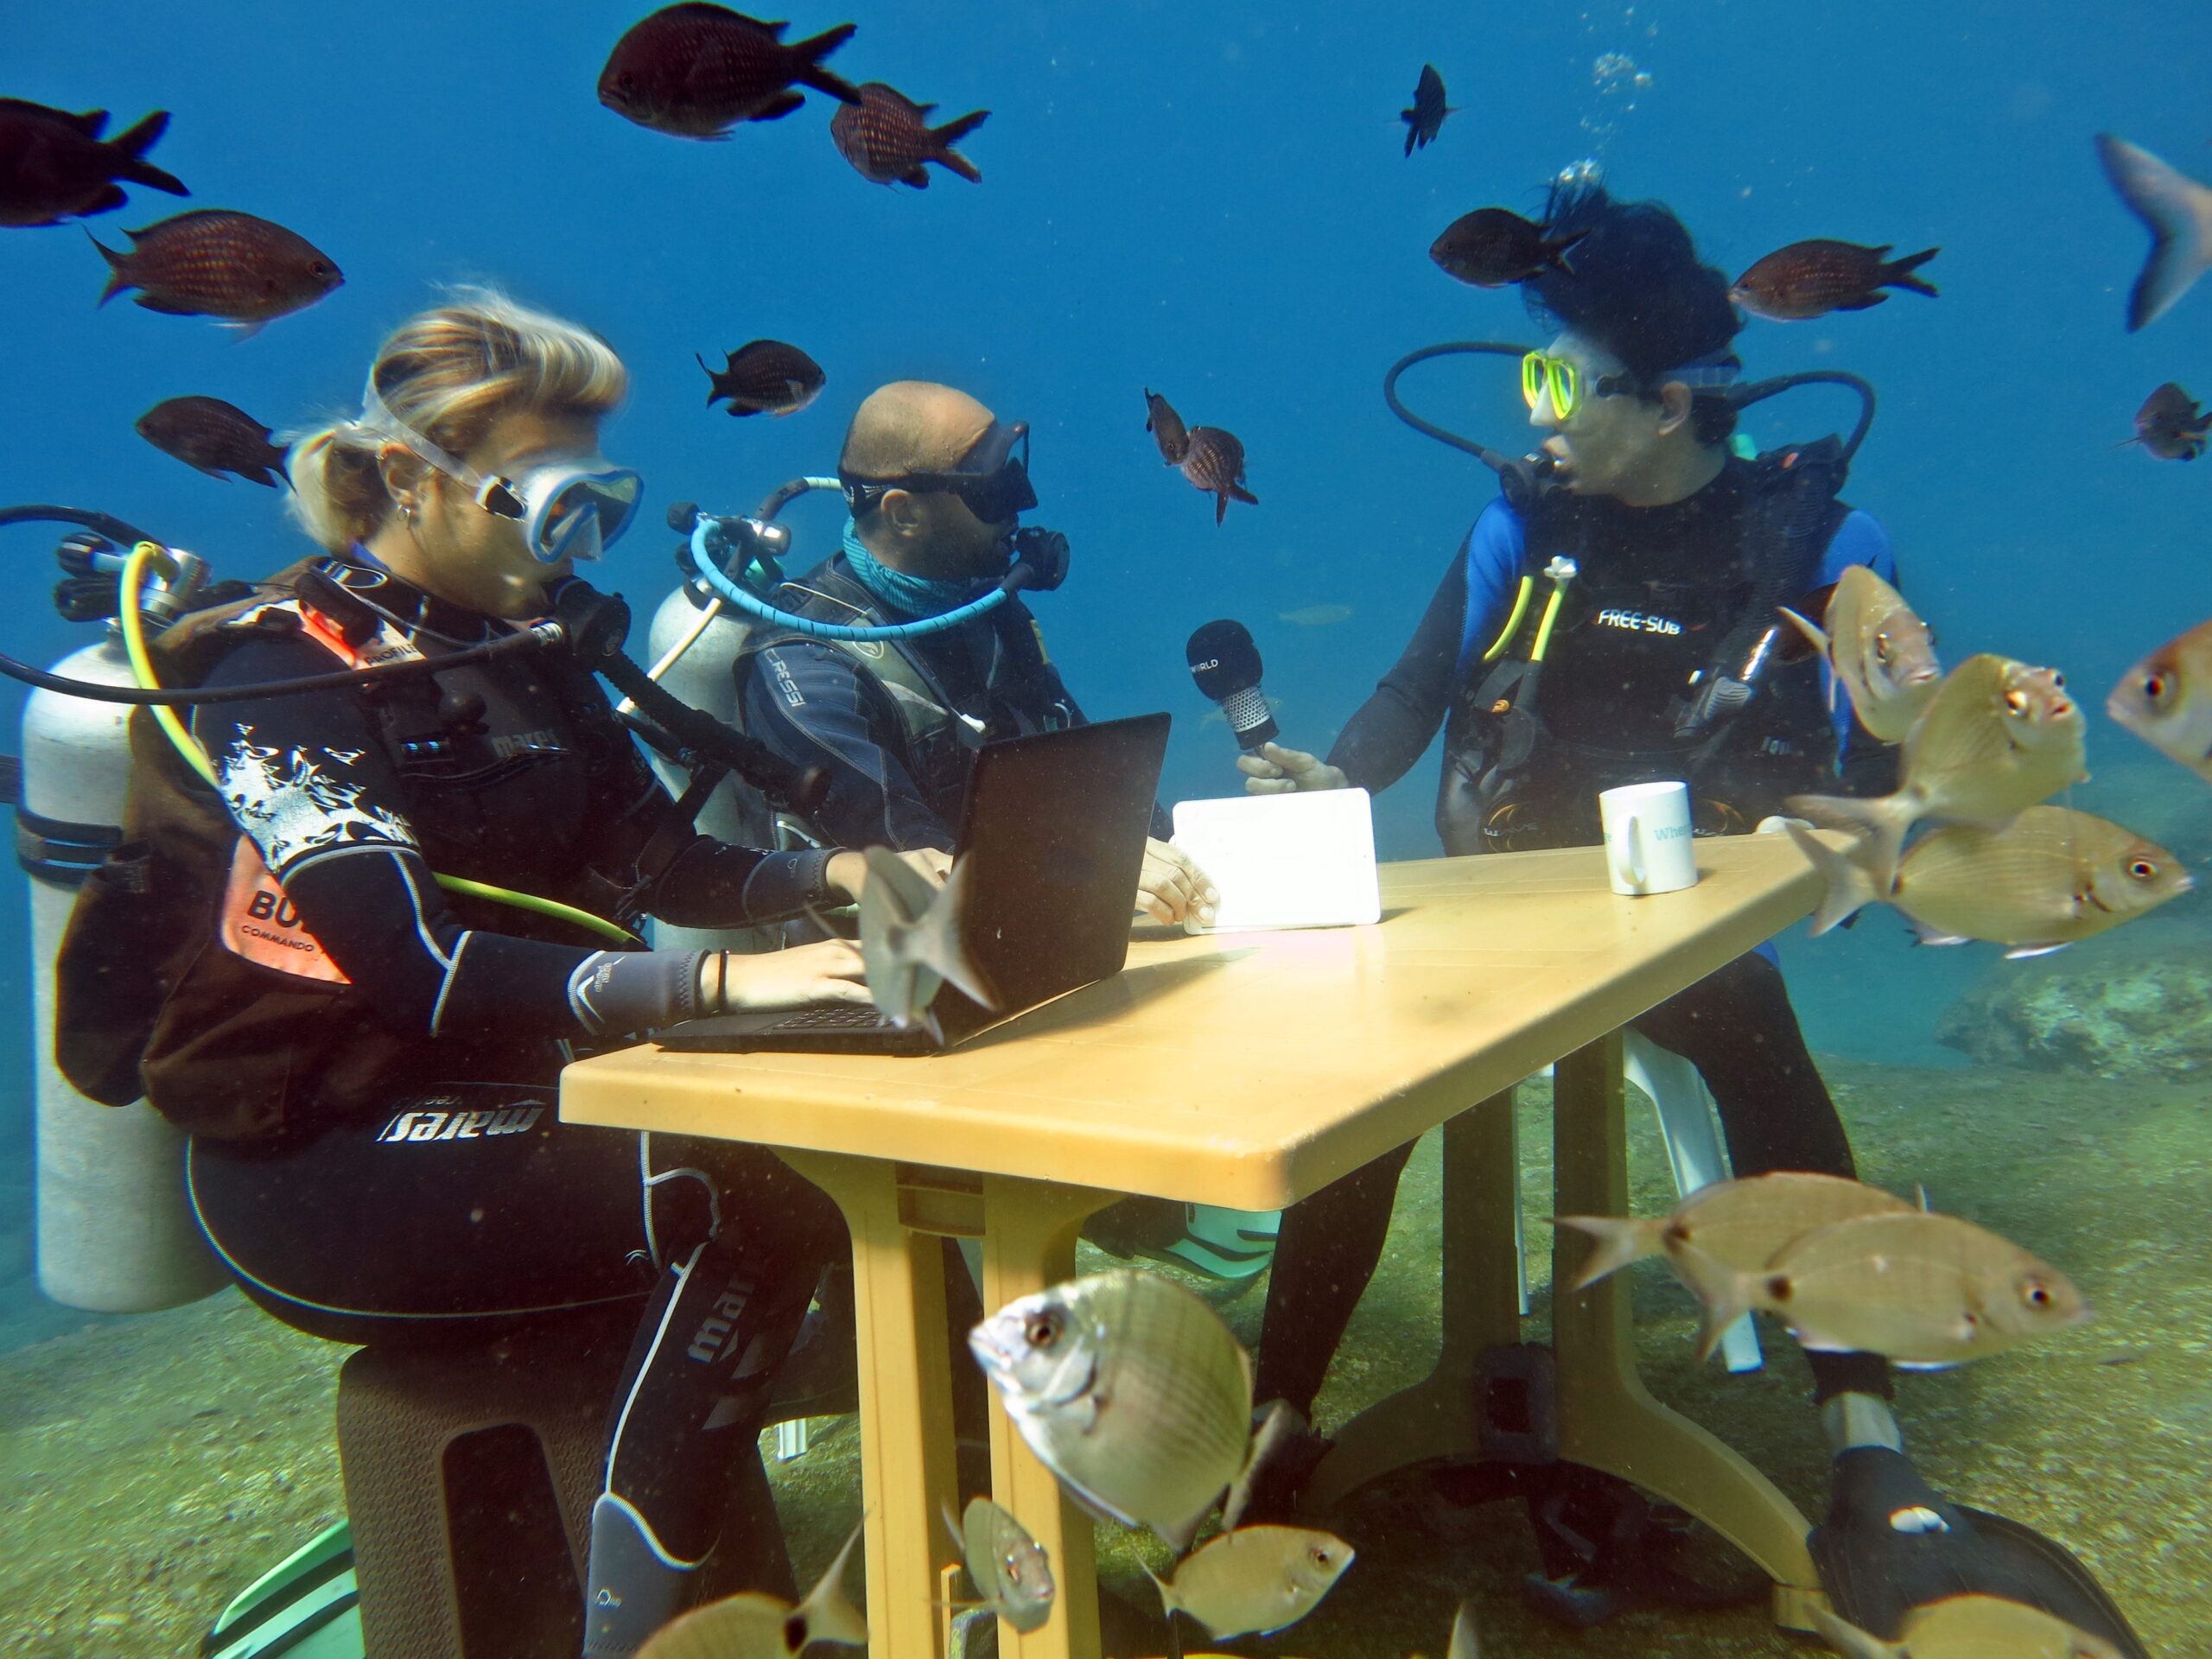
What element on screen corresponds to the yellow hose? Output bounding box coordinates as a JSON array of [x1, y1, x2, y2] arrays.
[[1480, 577, 1534, 664], [1529, 585, 1567, 663], [118, 542, 638, 947]]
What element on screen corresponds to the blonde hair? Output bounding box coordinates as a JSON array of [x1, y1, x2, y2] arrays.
[[287, 289, 627, 551]]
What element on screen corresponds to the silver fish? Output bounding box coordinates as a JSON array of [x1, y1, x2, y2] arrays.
[[1142, 1524, 1351, 1641], [2107, 615, 2212, 784], [969, 1269, 1255, 1549], [1553, 1172, 1913, 1292], [2094, 132, 2212, 332], [1789, 652, 2087, 889], [635, 1522, 867, 1657], [1780, 564, 1941, 744], [855, 847, 995, 1028], [1788, 807, 2190, 955], [945, 1497, 1054, 1633], [1671, 1210, 2090, 1370], [1815, 1593, 2125, 1658]]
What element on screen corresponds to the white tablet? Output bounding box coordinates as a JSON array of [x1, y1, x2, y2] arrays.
[[1170, 789, 1382, 934]]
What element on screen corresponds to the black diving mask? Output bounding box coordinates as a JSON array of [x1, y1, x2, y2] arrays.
[[841, 421, 1038, 525]]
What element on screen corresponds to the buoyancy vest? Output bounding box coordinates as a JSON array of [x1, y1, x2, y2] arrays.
[[732, 556, 1076, 841], [53, 557, 652, 1141], [1437, 446, 1850, 855]]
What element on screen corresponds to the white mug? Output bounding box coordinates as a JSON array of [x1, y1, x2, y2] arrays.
[[1599, 781, 1699, 896]]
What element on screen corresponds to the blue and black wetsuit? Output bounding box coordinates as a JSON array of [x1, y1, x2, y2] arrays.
[[149, 555, 849, 1649], [1255, 460, 1899, 1423]]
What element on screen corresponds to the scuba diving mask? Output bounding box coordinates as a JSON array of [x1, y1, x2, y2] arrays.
[[840, 419, 1039, 526], [1522, 349, 1745, 423], [361, 391, 643, 565]]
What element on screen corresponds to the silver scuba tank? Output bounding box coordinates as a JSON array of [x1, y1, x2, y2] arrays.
[[20, 626, 226, 1311]]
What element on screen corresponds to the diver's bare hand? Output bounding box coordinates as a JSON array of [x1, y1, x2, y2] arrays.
[[1135, 836, 1219, 927], [827, 845, 952, 903], [713, 939, 871, 1012], [1238, 741, 1349, 796]]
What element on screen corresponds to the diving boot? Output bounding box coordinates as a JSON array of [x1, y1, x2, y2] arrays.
[[1810, 1446, 2147, 1656]]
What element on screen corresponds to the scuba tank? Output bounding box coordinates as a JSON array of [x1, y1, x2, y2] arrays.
[[17, 526, 226, 1312]]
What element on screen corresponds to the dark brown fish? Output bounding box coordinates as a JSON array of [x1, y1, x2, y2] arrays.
[[1401, 64, 1455, 158], [1428, 208, 1587, 288], [0, 100, 186, 228], [136, 396, 288, 486], [1730, 239, 1939, 321], [90, 210, 341, 334], [1180, 428, 1257, 526], [1144, 389, 1189, 465], [2126, 381, 2210, 460], [697, 340, 825, 416], [599, 3, 861, 139], [830, 82, 987, 188]]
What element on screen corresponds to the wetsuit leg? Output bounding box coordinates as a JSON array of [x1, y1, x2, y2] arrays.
[[1253, 1140, 1418, 1419], [186, 1085, 849, 1655], [1628, 950, 1892, 1402]]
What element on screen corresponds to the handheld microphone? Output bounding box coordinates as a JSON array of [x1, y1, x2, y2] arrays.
[[1185, 619, 1278, 751]]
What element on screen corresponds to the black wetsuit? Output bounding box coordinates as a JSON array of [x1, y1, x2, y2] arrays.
[[164, 555, 849, 1646], [1255, 464, 1896, 1419]]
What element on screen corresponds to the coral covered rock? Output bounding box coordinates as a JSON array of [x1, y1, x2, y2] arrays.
[[1936, 918, 2212, 1077]]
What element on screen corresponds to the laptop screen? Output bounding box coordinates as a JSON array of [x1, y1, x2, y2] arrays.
[[927, 712, 1170, 1043]]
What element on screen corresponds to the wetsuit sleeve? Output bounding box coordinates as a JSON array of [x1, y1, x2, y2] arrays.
[[1326, 500, 1522, 794], [1813, 509, 1902, 793], [739, 640, 957, 852], [194, 639, 760, 1043]]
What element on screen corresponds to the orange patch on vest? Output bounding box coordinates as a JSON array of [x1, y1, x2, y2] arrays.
[[218, 840, 351, 983]]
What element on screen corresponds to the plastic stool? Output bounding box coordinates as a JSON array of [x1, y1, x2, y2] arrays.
[[335, 1317, 791, 1659]]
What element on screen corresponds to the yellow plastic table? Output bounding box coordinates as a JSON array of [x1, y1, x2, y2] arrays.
[[560, 836, 1833, 1658]]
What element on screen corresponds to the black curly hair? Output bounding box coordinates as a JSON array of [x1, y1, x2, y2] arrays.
[[1524, 169, 1741, 442]]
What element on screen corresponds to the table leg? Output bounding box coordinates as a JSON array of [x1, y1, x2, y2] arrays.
[[976, 1176, 1118, 1659], [1548, 1033, 1824, 1629], [780, 1152, 963, 1659], [1303, 1090, 1523, 1511]]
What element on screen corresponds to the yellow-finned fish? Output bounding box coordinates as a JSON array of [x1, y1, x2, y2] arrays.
[[1670, 1209, 2089, 1369], [1141, 1525, 1352, 1641], [969, 1270, 1255, 1550], [855, 847, 995, 1030], [634, 1522, 867, 1658], [1788, 652, 2087, 887], [1814, 1593, 2126, 1657], [1780, 563, 1942, 743], [1787, 808, 2190, 956], [2107, 615, 2212, 785], [1552, 1172, 1913, 1293], [945, 1497, 1054, 1634]]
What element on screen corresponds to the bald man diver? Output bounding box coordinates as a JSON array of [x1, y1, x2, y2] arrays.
[[734, 380, 1214, 925]]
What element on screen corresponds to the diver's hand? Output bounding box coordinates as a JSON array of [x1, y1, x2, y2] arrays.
[[827, 846, 952, 904], [711, 939, 872, 1012], [1135, 837, 1219, 927], [1238, 741, 1349, 795]]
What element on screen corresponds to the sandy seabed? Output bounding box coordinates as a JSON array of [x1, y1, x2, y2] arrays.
[[2, 1056, 2205, 1657]]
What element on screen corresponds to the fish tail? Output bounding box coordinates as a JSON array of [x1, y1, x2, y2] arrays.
[[1229, 484, 1259, 507], [1548, 1215, 1662, 1290], [86, 230, 130, 306], [1668, 1241, 1757, 1364], [1783, 819, 1882, 936], [1141, 1560, 1182, 1620], [917, 858, 1000, 1012], [1881, 246, 1940, 297], [796, 1521, 870, 1649], [1777, 605, 1830, 660], [104, 110, 188, 196], [1786, 790, 1910, 891], [931, 109, 988, 181], [793, 23, 863, 104], [2096, 132, 2212, 332], [1546, 226, 1592, 275]]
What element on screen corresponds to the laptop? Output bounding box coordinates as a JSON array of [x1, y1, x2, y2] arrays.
[[659, 712, 1171, 1056]]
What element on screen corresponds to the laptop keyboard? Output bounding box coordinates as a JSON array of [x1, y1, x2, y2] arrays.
[[773, 1006, 895, 1032]]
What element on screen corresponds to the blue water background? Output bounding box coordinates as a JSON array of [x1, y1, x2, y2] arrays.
[[3, 1, 2208, 1331]]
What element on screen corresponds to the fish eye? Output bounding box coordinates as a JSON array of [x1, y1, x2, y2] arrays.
[[2022, 1279, 2054, 1309], [2002, 689, 2029, 715], [1024, 1306, 1065, 1349], [1872, 631, 1893, 664], [2050, 671, 2065, 689], [2129, 858, 2159, 880], [1311, 1546, 1337, 1567], [2144, 671, 2173, 704]]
